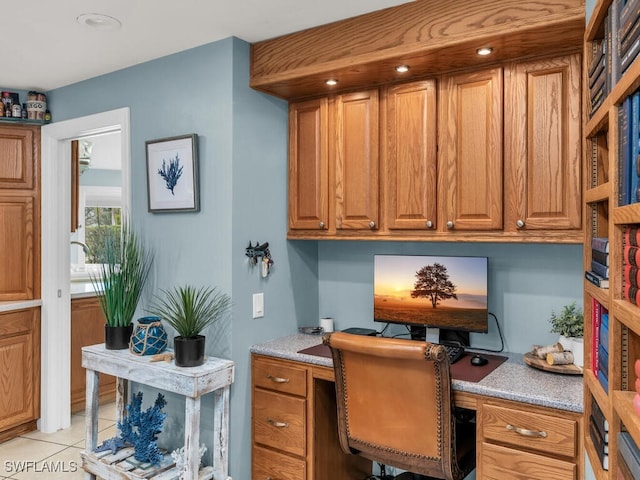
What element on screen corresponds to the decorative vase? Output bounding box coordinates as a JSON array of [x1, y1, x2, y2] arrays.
[[105, 324, 134, 350], [174, 335, 206, 367], [130, 316, 168, 355]]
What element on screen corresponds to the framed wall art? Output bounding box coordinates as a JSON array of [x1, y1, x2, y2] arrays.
[[146, 134, 199, 213]]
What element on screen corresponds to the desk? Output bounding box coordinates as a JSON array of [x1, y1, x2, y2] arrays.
[[80, 344, 234, 480], [250, 334, 583, 480]]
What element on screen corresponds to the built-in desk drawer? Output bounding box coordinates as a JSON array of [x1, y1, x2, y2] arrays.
[[253, 444, 306, 480], [253, 389, 306, 457], [481, 443, 576, 480], [253, 356, 307, 396], [482, 403, 577, 458]]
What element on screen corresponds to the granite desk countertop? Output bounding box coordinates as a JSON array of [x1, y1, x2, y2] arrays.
[[250, 333, 584, 414]]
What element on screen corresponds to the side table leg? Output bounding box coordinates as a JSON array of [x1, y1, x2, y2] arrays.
[[212, 385, 230, 480], [184, 396, 201, 480], [84, 369, 99, 480]]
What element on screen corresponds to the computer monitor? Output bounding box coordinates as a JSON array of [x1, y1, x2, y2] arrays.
[[373, 254, 488, 345]]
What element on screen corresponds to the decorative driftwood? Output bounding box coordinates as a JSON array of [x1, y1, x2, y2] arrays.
[[531, 342, 564, 359], [546, 351, 574, 365]]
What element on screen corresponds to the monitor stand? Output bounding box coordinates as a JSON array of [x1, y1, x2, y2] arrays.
[[410, 326, 470, 348]]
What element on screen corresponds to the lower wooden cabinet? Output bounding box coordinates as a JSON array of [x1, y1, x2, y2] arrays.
[[70, 297, 115, 412], [0, 307, 40, 441], [477, 398, 582, 480], [252, 354, 371, 480]]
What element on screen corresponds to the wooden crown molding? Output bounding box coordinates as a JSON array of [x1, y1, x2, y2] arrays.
[[250, 0, 585, 100]]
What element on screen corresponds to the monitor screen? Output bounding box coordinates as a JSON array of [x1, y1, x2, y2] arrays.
[[374, 254, 488, 333]]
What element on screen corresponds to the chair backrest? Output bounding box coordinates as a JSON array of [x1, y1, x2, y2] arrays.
[[324, 332, 474, 480]]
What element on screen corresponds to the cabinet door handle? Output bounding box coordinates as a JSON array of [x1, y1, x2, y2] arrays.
[[447, 221, 454, 229], [506, 424, 547, 438], [426, 220, 433, 228], [516, 219, 525, 229], [319, 221, 325, 229], [369, 220, 376, 229], [266, 374, 289, 383], [267, 418, 289, 428]]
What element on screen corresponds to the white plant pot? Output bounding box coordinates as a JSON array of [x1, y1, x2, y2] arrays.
[[571, 337, 584, 368], [558, 335, 573, 352]]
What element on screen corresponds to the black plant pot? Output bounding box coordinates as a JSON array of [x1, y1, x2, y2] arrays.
[[105, 324, 134, 350], [174, 335, 206, 367]]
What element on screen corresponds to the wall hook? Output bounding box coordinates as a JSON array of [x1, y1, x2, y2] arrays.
[[245, 241, 273, 277]]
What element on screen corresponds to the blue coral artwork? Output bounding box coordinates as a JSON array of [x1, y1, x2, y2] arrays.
[[118, 392, 167, 466], [146, 134, 199, 213]]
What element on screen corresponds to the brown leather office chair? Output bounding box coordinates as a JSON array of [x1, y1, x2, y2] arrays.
[[323, 332, 475, 480]]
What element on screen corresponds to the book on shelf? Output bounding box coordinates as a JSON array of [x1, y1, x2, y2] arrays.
[[592, 249, 610, 266], [625, 245, 640, 266], [634, 392, 640, 416], [625, 264, 640, 288], [621, 33, 640, 72], [592, 237, 610, 253], [598, 343, 609, 380], [621, 14, 640, 57], [624, 283, 640, 305], [618, 431, 640, 479], [598, 368, 609, 393], [586, 270, 610, 288], [590, 415, 610, 470], [592, 299, 603, 371], [619, 95, 631, 205], [600, 311, 610, 353], [589, 55, 606, 90], [589, 38, 605, 77], [592, 398, 610, 433], [590, 414, 610, 449], [591, 259, 610, 279], [630, 91, 640, 202], [625, 226, 640, 247], [619, 0, 640, 37]]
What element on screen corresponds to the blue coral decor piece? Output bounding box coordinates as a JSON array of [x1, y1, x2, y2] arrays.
[[118, 392, 167, 465], [130, 316, 168, 355]]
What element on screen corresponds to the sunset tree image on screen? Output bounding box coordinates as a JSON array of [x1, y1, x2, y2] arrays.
[[411, 263, 458, 308]]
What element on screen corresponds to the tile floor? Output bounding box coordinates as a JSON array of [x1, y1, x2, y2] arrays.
[[0, 403, 116, 479]]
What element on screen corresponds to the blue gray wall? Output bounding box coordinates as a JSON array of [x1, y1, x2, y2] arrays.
[[46, 36, 584, 479]]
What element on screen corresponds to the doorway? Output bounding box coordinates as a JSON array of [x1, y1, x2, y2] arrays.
[[40, 108, 130, 433]]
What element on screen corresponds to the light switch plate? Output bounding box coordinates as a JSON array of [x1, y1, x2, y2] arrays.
[[253, 293, 264, 318]]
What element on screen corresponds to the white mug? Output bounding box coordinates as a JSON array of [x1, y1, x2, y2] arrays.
[[320, 317, 334, 332]]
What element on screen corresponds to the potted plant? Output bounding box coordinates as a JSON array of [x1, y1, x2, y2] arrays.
[[148, 285, 231, 367], [90, 222, 154, 349], [549, 301, 584, 367]]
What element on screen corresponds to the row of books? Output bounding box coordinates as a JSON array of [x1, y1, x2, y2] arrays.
[[589, 0, 640, 116], [624, 227, 640, 304], [586, 237, 610, 288], [619, 431, 640, 479], [591, 298, 610, 393], [617, 88, 640, 206], [590, 397, 610, 471]]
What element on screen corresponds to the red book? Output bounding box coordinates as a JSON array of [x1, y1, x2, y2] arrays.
[[592, 298, 601, 372], [625, 226, 640, 247], [624, 284, 640, 305], [625, 246, 640, 267], [625, 264, 640, 288], [634, 393, 640, 416], [635, 377, 640, 394], [635, 358, 640, 380]]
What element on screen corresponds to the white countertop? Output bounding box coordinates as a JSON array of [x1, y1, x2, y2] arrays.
[[0, 299, 42, 313], [71, 281, 100, 299]]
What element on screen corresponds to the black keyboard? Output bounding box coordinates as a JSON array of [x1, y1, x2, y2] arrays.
[[442, 343, 465, 364]]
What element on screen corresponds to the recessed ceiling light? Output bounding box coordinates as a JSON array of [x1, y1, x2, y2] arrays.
[[325, 79, 338, 86], [77, 13, 122, 31], [395, 65, 410, 73], [476, 47, 493, 56]]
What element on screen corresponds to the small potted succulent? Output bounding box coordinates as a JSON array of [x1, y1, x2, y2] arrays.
[[148, 285, 231, 367], [549, 302, 584, 366]]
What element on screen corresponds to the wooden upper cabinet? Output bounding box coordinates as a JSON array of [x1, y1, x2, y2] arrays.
[[385, 80, 437, 231], [439, 67, 503, 231], [288, 98, 329, 231], [0, 126, 37, 189], [333, 89, 379, 231], [504, 54, 582, 234]]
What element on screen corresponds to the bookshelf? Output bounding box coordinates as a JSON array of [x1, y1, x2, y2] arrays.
[[584, 0, 640, 478]]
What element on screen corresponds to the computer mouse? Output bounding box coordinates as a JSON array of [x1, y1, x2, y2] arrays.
[[470, 354, 489, 366]]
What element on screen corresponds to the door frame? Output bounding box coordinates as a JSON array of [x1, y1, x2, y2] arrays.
[[39, 107, 130, 432]]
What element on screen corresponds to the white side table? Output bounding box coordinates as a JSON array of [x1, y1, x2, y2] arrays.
[[80, 344, 234, 480]]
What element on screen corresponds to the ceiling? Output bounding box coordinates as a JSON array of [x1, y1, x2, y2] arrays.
[[4, 0, 410, 92]]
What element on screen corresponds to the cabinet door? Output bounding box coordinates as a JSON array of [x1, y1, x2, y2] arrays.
[[0, 126, 38, 190], [70, 297, 116, 413], [289, 98, 329, 231], [385, 80, 437, 230], [0, 309, 40, 436], [0, 196, 36, 300], [334, 89, 380, 231], [505, 54, 581, 232], [439, 68, 503, 231]]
